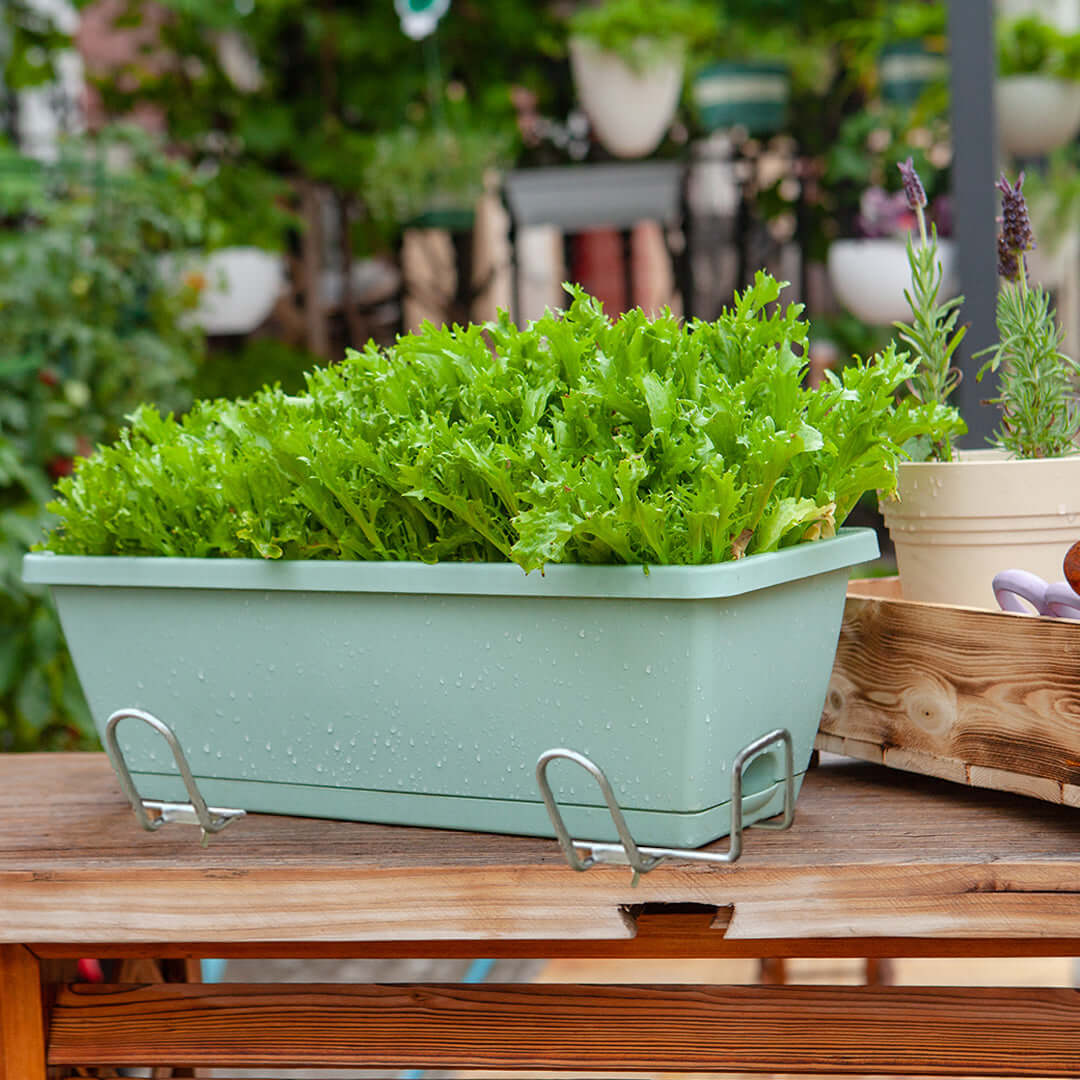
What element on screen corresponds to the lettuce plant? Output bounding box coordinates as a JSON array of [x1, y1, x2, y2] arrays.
[[43, 275, 958, 571]]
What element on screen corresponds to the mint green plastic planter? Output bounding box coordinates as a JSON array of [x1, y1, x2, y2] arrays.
[[23, 528, 877, 847]]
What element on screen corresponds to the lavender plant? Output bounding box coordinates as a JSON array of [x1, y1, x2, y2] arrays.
[[976, 174, 1080, 459], [893, 157, 968, 462]]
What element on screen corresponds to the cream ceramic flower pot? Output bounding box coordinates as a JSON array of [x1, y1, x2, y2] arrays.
[[997, 75, 1080, 158], [827, 238, 956, 327], [569, 36, 684, 159], [882, 449, 1080, 609]]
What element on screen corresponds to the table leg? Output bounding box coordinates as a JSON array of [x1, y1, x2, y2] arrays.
[[0, 944, 47, 1080]]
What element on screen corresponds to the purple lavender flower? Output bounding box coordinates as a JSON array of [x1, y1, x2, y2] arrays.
[[898, 156, 927, 211], [997, 231, 1021, 283], [996, 172, 1034, 255]]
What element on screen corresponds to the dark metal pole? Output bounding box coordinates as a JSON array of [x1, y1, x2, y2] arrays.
[[947, 0, 1000, 446]]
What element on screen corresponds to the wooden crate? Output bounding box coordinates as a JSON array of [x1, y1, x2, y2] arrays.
[[817, 577, 1080, 808]]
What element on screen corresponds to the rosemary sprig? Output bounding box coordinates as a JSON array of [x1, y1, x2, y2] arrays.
[[893, 157, 967, 462], [976, 173, 1080, 459]]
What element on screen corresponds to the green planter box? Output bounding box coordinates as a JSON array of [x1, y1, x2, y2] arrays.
[[23, 528, 876, 847]]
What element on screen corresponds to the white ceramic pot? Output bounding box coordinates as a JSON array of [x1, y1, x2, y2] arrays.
[[569, 36, 684, 159], [997, 75, 1080, 158], [827, 237, 956, 327], [882, 449, 1080, 609]]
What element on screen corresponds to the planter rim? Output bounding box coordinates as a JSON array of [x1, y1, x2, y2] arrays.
[[23, 527, 877, 601], [897, 448, 1080, 469]]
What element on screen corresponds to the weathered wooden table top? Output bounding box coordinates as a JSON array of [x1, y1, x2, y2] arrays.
[[1, 752, 1078, 946]]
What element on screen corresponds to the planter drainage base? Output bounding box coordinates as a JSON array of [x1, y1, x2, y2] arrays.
[[107, 709, 795, 874]]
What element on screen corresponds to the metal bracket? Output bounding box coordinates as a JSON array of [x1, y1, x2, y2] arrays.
[[536, 728, 794, 880], [104, 708, 246, 846]]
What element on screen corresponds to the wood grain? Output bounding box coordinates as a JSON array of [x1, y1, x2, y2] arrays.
[[820, 580, 1080, 800], [3, 753, 1080, 945], [47, 982, 1080, 1074], [0, 944, 46, 1080]]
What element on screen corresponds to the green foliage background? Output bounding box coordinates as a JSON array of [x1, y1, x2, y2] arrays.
[[0, 130, 214, 750]]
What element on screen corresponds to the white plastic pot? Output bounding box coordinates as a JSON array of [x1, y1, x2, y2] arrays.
[[569, 36, 684, 159], [827, 237, 956, 327], [882, 449, 1080, 610], [997, 75, 1080, 158], [161, 247, 285, 336]]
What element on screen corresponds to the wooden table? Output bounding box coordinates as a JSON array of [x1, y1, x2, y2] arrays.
[[2, 752, 1079, 1077]]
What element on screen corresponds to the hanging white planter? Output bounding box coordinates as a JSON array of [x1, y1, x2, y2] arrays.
[[161, 247, 285, 336], [997, 75, 1080, 158], [569, 36, 684, 159], [827, 237, 957, 327]]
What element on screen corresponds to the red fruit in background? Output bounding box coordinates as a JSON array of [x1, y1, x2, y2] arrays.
[[37, 368, 60, 388], [47, 456, 74, 480]]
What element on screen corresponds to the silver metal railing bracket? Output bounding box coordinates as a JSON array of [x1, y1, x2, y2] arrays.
[[105, 708, 246, 845], [536, 728, 794, 882]]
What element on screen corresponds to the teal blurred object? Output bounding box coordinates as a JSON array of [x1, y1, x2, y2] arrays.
[[692, 61, 788, 135], [879, 40, 947, 106], [23, 528, 876, 849], [201, 958, 227, 982]]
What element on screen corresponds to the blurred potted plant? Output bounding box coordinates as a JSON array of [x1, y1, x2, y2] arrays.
[[997, 14, 1080, 158], [828, 184, 955, 326], [877, 2, 948, 106], [170, 162, 298, 336], [823, 104, 952, 325], [691, 19, 798, 138], [567, 0, 713, 158], [883, 166, 1080, 609], [360, 124, 513, 241]]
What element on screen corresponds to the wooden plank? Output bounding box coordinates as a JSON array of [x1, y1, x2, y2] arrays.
[[4, 754, 1080, 944], [725, 893, 1080, 940], [0, 944, 47, 1080], [48, 982, 1080, 1074], [822, 586, 1080, 799]]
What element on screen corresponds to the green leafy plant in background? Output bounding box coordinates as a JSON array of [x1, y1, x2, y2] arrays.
[[0, 128, 212, 751], [568, 0, 717, 70], [198, 161, 299, 253], [977, 174, 1080, 459], [360, 124, 514, 249], [45, 275, 960, 570], [0, 0, 82, 95], [997, 14, 1080, 81]]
